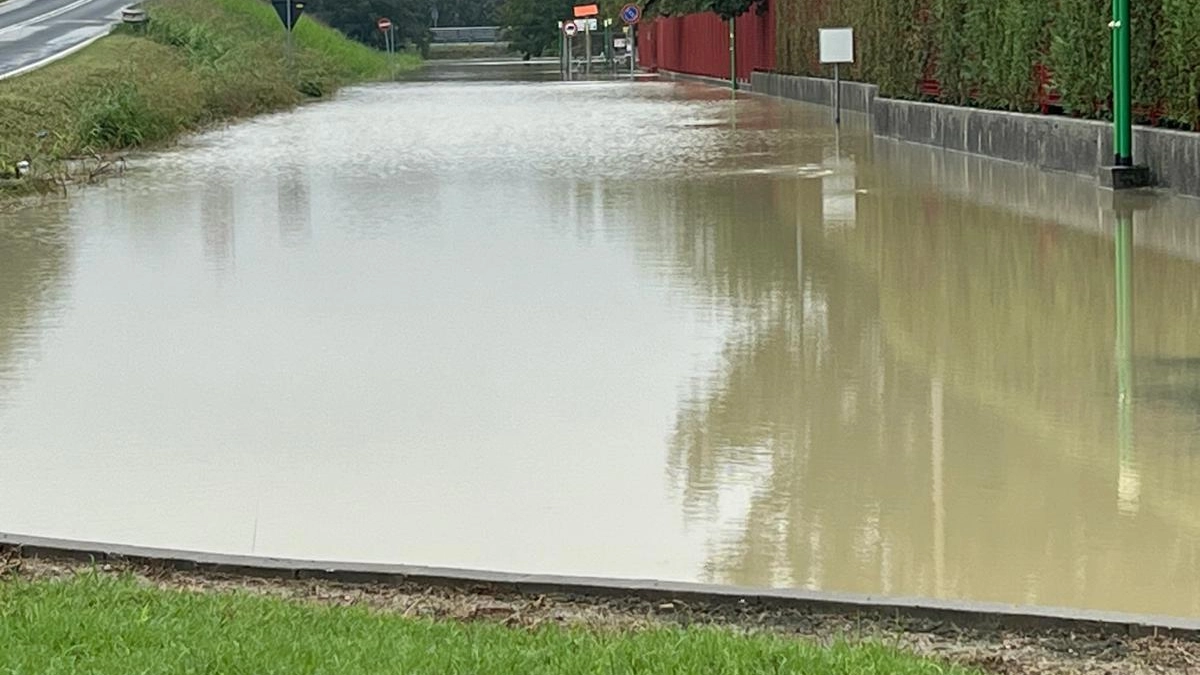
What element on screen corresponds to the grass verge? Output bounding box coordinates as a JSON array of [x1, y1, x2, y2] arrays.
[[0, 0, 420, 186], [0, 570, 979, 675]]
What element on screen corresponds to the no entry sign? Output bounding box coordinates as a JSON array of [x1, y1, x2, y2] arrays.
[[377, 17, 392, 31]]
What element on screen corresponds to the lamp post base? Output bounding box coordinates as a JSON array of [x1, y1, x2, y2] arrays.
[[1100, 165, 1152, 191]]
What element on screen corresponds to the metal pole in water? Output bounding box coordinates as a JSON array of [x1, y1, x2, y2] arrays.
[[834, 63, 841, 125], [630, 26, 636, 77], [728, 18, 736, 91]]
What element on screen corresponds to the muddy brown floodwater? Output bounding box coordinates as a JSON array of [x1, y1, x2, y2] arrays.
[[4, 60, 1200, 621]]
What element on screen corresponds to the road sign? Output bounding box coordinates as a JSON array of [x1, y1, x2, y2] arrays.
[[818, 27, 854, 64], [271, 0, 305, 31], [564, 21, 578, 36], [572, 18, 597, 31], [377, 17, 392, 31], [620, 4, 641, 25], [574, 4, 599, 17]]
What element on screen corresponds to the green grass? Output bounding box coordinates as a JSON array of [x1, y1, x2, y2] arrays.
[[0, 0, 420, 179], [0, 572, 980, 675]]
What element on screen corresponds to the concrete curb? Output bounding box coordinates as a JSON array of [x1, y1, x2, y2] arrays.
[[3, 532, 1200, 639], [655, 69, 750, 92]]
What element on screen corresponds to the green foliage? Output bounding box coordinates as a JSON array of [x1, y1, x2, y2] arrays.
[[1159, 0, 1200, 126], [0, 0, 416, 175], [498, 0, 573, 58], [303, 0, 434, 53], [656, 0, 766, 20], [775, 0, 1200, 126], [0, 572, 983, 675]]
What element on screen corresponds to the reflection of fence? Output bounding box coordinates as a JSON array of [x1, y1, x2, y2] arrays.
[[636, 1, 775, 83], [430, 26, 501, 43]]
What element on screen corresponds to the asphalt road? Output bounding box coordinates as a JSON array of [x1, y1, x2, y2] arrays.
[[0, 0, 132, 79]]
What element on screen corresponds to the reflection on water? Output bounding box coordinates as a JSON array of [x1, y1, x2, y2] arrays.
[[4, 64, 1200, 618]]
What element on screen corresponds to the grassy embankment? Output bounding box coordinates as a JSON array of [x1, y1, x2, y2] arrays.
[[0, 0, 420, 186], [0, 571, 981, 675]]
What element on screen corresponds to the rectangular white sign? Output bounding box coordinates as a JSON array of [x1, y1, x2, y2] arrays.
[[573, 18, 599, 31], [819, 27, 854, 64]]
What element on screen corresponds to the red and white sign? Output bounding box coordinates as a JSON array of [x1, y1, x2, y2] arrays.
[[377, 17, 392, 31], [563, 21, 578, 36]]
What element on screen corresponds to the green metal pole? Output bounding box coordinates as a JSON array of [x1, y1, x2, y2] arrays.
[[1112, 0, 1132, 165], [728, 18, 736, 91]]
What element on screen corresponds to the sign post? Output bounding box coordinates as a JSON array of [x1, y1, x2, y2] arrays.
[[728, 18, 736, 91], [818, 27, 854, 125], [378, 18, 394, 75], [620, 4, 640, 77], [271, 0, 305, 68], [574, 5, 599, 77], [563, 21, 578, 79]]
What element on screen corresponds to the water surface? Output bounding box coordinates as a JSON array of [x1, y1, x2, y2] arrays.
[[5, 63, 1200, 618]]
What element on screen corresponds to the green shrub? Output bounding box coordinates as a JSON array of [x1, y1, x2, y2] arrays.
[[775, 0, 1199, 126]]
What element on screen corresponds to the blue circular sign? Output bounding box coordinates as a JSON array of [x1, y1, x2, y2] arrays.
[[620, 3, 641, 24]]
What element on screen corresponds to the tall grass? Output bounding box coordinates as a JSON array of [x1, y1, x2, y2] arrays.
[[0, 572, 982, 675], [0, 0, 420, 178]]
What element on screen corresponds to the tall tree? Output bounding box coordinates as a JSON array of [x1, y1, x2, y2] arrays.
[[303, 0, 434, 52], [499, 0, 573, 59]]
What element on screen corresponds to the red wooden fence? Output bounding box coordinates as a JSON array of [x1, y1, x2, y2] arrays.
[[636, 1, 775, 83]]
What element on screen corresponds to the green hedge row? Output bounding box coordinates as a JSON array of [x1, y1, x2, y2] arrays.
[[776, 0, 1200, 127]]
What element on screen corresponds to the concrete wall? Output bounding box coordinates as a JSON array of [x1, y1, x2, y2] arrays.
[[872, 98, 1116, 178], [752, 72, 876, 113], [657, 69, 749, 91], [749, 72, 1200, 198]]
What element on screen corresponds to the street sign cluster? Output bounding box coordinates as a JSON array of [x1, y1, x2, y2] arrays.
[[561, 3, 640, 80]]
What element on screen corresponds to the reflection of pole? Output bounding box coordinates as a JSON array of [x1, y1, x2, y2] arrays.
[[728, 18, 737, 91], [931, 371, 945, 598], [1115, 209, 1138, 512]]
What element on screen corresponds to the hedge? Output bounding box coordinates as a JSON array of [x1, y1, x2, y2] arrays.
[[776, 0, 1200, 128]]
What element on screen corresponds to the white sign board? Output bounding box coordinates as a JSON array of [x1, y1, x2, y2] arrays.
[[573, 18, 598, 31], [819, 27, 854, 64]]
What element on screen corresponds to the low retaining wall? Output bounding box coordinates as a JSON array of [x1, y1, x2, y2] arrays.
[[655, 69, 749, 91], [5, 532, 1200, 639], [752, 72, 876, 113], [748, 72, 1200, 198]]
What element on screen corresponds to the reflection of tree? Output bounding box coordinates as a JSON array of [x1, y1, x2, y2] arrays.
[[0, 202, 71, 403], [649, 131, 1200, 616]]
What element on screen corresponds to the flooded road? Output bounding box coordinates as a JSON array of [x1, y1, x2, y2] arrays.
[[5, 61, 1200, 618]]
